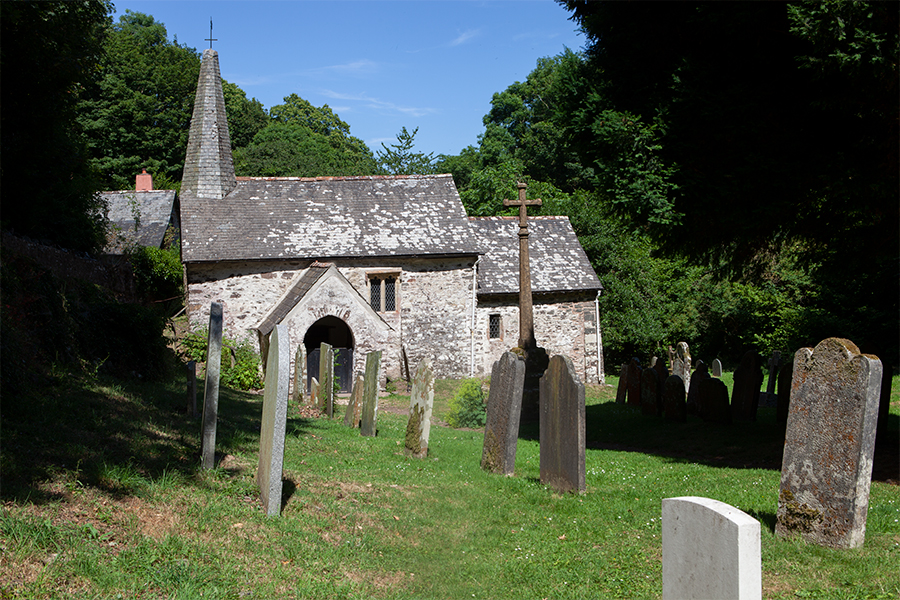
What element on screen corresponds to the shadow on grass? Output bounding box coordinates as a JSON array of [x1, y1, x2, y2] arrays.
[[0, 355, 315, 504]]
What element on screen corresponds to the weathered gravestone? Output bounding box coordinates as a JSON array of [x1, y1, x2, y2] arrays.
[[343, 374, 364, 428], [481, 352, 526, 475], [318, 342, 334, 417], [776, 338, 882, 549], [673, 342, 691, 394], [615, 363, 628, 405], [698, 377, 731, 424], [539, 355, 586, 493], [201, 302, 224, 470], [765, 351, 782, 402], [626, 358, 642, 408], [776, 361, 793, 424], [404, 358, 435, 458], [662, 496, 761, 600], [732, 350, 764, 422], [292, 344, 306, 405], [877, 366, 892, 438], [360, 350, 381, 437], [309, 377, 319, 410], [652, 360, 669, 416], [711, 358, 723, 378], [664, 375, 687, 423], [257, 324, 290, 517], [686, 360, 710, 415], [641, 367, 661, 417]]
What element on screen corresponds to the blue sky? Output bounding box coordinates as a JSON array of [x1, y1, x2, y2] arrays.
[[111, 1, 585, 157]]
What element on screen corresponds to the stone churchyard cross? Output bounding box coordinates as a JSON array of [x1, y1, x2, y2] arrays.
[[504, 181, 541, 349]]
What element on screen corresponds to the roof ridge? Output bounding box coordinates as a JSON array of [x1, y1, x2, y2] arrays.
[[235, 174, 452, 182]]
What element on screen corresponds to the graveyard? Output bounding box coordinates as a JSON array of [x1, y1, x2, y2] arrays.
[[2, 334, 898, 599]]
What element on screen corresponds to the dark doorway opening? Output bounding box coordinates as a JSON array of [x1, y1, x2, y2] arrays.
[[304, 316, 354, 393]]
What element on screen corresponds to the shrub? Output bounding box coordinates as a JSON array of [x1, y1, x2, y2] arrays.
[[446, 378, 487, 428], [128, 244, 183, 303], [180, 328, 262, 390]]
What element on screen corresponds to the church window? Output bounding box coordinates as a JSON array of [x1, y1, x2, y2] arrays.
[[489, 314, 501, 339], [368, 272, 400, 313]]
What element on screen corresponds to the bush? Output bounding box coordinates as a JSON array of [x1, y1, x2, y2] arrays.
[[128, 244, 183, 303], [180, 328, 262, 391], [446, 378, 487, 428]]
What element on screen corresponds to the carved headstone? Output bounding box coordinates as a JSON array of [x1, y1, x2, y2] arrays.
[[343, 374, 364, 428], [539, 355, 586, 493], [776, 338, 882, 549], [360, 350, 381, 437], [732, 350, 764, 422], [776, 361, 793, 424], [698, 378, 731, 424], [201, 302, 223, 470], [686, 360, 710, 415], [318, 342, 334, 417], [641, 367, 661, 417], [664, 375, 687, 423], [626, 358, 642, 408], [292, 344, 307, 405], [615, 364, 628, 405], [405, 359, 435, 458], [674, 342, 691, 394], [711, 358, 723, 378], [257, 324, 290, 517], [482, 352, 526, 475]]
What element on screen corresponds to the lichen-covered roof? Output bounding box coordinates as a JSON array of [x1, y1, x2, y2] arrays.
[[469, 216, 601, 295], [180, 174, 483, 262], [101, 190, 177, 253]]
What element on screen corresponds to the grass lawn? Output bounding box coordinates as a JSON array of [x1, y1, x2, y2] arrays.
[[2, 368, 898, 599]]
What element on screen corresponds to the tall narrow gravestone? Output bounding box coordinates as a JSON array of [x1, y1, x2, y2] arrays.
[[776, 361, 793, 424], [201, 302, 223, 470], [319, 342, 334, 417], [257, 324, 290, 517], [662, 496, 761, 600], [626, 358, 642, 408], [343, 374, 364, 428], [360, 350, 381, 437], [732, 350, 764, 422], [776, 338, 882, 549], [309, 377, 319, 410], [641, 367, 661, 417], [481, 352, 526, 475], [292, 344, 306, 405], [404, 358, 435, 458], [686, 360, 710, 416], [698, 377, 731, 424], [664, 375, 687, 423], [674, 342, 691, 394], [711, 358, 723, 378], [539, 355, 586, 493], [615, 363, 628, 404]]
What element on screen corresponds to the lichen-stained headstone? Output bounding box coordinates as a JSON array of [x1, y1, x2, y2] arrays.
[[201, 302, 223, 470], [539, 354, 586, 493], [698, 378, 731, 424], [360, 350, 381, 437], [481, 352, 526, 475], [257, 324, 290, 517], [292, 344, 307, 405], [641, 367, 661, 417], [319, 342, 334, 417], [615, 364, 628, 404], [405, 358, 435, 458], [343, 374, 364, 428], [309, 377, 319, 411], [674, 342, 692, 394], [776, 361, 793, 424], [626, 358, 642, 408], [776, 338, 882, 549], [711, 358, 723, 378], [732, 350, 764, 422], [664, 375, 687, 423], [686, 360, 710, 415]]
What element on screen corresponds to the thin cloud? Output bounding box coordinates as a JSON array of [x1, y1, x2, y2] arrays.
[[320, 89, 436, 119], [449, 29, 480, 47], [305, 59, 381, 77]]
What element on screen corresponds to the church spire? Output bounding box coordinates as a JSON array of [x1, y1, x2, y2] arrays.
[[182, 49, 235, 200]]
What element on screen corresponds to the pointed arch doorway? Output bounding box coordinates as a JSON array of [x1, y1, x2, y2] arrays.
[[304, 316, 354, 393]]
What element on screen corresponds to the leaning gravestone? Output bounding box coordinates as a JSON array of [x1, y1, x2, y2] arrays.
[[732, 350, 764, 422], [686, 360, 710, 416], [641, 367, 661, 417], [776, 361, 793, 424], [776, 338, 882, 549], [343, 374, 364, 428], [482, 352, 526, 475], [404, 358, 435, 458], [674, 342, 692, 394], [292, 344, 306, 405], [664, 375, 687, 423], [698, 378, 731, 424], [615, 364, 628, 405], [319, 342, 334, 417], [257, 324, 290, 517], [711, 358, 723, 378], [539, 355, 586, 493], [662, 496, 761, 600], [201, 302, 224, 470], [626, 358, 642, 408], [360, 350, 381, 437]]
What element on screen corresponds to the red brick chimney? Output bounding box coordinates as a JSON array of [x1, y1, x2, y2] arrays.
[[136, 169, 153, 191]]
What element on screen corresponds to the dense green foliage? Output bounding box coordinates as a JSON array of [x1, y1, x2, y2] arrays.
[[446, 378, 487, 428], [376, 127, 437, 175], [127, 243, 183, 304], [180, 328, 263, 391]]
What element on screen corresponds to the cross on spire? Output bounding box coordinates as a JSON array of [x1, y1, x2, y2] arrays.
[[205, 18, 217, 49], [503, 181, 542, 349]]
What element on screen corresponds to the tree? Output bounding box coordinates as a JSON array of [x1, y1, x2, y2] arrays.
[[1, 0, 112, 252], [377, 127, 437, 175], [222, 81, 269, 150], [77, 10, 201, 191]]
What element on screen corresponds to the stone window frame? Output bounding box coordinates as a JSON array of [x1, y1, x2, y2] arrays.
[[367, 270, 401, 313], [488, 313, 502, 339]]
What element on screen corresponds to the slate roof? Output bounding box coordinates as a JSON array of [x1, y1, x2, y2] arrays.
[[180, 174, 483, 262], [101, 190, 177, 254], [469, 216, 602, 295], [256, 262, 332, 336]]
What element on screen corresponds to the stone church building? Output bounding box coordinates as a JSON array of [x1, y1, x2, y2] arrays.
[[180, 49, 603, 390]]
